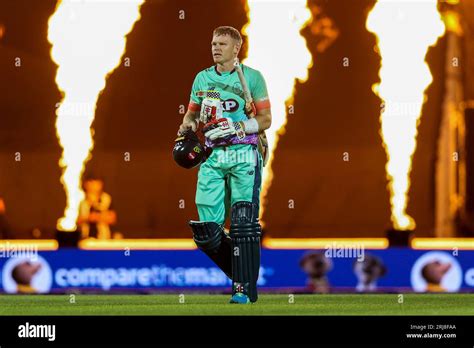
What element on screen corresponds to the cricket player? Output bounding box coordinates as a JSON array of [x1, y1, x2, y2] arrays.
[[177, 26, 271, 303]]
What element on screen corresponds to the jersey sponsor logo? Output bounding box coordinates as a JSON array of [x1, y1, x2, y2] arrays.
[[232, 82, 243, 95], [222, 99, 239, 112]]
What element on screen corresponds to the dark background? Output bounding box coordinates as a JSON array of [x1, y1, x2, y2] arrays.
[[0, 0, 446, 238]]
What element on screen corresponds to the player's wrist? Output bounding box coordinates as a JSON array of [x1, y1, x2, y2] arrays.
[[241, 118, 259, 134]]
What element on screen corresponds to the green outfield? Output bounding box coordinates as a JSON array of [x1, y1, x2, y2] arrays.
[[0, 294, 472, 316]]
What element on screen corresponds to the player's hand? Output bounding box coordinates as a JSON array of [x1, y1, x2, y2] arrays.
[[177, 119, 198, 135], [245, 101, 257, 118], [203, 118, 245, 141]]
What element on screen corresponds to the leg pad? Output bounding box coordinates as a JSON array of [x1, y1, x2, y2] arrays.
[[229, 202, 261, 303], [189, 221, 232, 279]]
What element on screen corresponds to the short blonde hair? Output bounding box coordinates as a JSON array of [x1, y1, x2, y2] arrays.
[[213, 26, 242, 47]]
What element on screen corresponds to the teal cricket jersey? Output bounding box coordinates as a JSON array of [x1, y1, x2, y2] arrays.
[[188, 64, 270, 148]]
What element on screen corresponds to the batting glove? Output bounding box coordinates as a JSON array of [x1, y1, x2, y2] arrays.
[[203, 118, 246, 141]]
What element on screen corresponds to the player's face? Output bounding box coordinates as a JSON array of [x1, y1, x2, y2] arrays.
[[211, 35, 238, 64]]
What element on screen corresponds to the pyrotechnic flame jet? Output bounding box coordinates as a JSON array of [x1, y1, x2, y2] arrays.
[[242, 0, 313, 224], [366, 0, 445, 230], [48, 0, 145, 231]]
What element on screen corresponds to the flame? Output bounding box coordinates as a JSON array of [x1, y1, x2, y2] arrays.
[[242, 0, 313, 224], [307, 3, 339, 53], [366, 0, 445, 230], [444, 10, 462, 35], [48, 0, 144, 231]]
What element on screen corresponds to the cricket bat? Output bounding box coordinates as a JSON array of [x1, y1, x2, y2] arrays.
[[233, 58, 269, 166]]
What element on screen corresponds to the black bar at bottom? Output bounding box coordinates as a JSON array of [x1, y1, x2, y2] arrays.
[[0, 316, 472, 346]]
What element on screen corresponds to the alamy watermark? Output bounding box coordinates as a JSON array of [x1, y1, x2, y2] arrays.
[[381, 100, 423, 117], [216, 148, 256, 165], [324, 242, 365, 262], [55, 101, 95, 118], [0, 242, 38, 261]]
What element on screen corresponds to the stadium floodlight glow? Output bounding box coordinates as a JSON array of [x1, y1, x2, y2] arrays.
[[3, 238, 473, 251], [262, 237, 389, 250], [78, 239, 198, 250], [412, 238, 474, 250], [0, 240, 58, 251]]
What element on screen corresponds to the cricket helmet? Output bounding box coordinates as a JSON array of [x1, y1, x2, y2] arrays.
[[173, 130, 209, 169]]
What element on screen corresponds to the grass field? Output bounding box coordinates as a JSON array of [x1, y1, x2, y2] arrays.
[[0, 294, 473, 315]]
